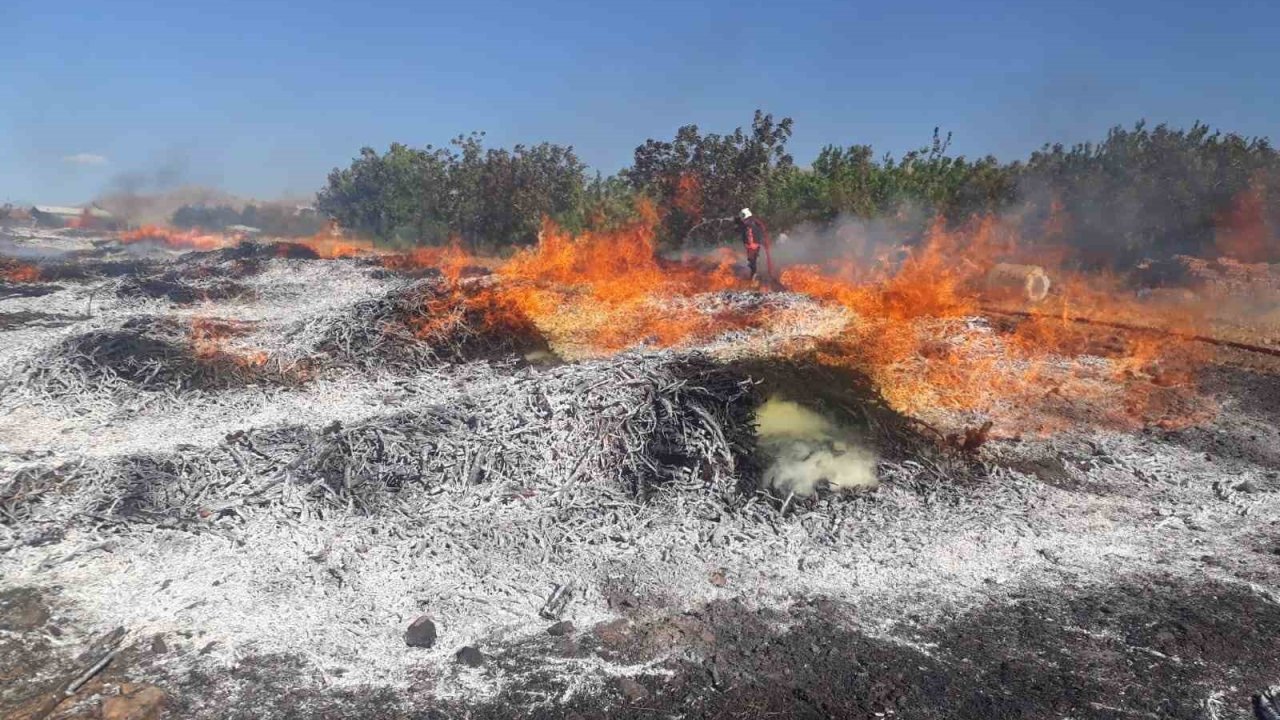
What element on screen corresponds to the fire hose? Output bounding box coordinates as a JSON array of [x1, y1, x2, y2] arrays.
[[681, 216, 735, 244], [683, 215, 782, 287]]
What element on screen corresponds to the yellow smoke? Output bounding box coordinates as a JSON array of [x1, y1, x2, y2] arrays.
[[755, 396, 878, 496]]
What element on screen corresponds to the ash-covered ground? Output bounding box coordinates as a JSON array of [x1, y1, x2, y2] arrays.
[[2, 226, 1279, 720]]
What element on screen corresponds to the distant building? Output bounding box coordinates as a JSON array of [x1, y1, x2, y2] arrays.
[[226, 224, 263, 236], [30, 205, 116, 228]]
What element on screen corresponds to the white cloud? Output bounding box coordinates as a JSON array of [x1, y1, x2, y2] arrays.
[[63, 153, 109, 166]]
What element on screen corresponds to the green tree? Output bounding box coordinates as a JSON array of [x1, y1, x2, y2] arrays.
[[1018, 121, 1280, 265], [625, 110, 794, 245], [317, 135, 587, 247]]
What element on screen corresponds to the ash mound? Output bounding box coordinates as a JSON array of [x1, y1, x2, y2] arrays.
[[116, 275, 253, 304], [13, 316, 290, 394], [178, 240, 322, 263], [7, 353, 758, 528], [290, 278, 547, 369]]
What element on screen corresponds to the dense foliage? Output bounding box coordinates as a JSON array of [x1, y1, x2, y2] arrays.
[[314, 115, 1280, 264], [623, 111, 795, 243], [171, 203, 325, 237], [315, 134, 587, 249], [1018, 122, 1280, 265]]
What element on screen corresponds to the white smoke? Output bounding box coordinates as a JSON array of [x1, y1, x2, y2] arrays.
[[62, 153, 109, 166], [748, 203, 948, 285], [755, 396, 877, 496]]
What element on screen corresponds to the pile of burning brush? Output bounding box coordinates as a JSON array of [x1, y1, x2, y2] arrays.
[[293, 276, 548, 369], [11, 202, 1278, 439], [11, 204, 1279, 549], [8, 316, 299, 397], [0, 257, 41, 283], [120, 225, 375, 258]]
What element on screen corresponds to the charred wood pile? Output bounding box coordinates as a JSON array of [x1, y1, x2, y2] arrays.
[[3, 354, 758, 530]]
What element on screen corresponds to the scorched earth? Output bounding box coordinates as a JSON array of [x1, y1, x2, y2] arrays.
[[1, 218, 1279, 720]]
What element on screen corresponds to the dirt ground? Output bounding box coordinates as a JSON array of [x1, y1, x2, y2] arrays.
[[2, 228, 1279, 720]]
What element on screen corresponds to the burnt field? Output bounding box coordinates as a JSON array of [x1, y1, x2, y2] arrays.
[[2, 224, 1280, 720]]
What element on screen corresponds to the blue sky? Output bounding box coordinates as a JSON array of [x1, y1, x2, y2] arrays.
[[2, 0, 1276, 205]]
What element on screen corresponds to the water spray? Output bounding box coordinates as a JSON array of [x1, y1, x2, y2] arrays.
[[681, 216, 735, 245]]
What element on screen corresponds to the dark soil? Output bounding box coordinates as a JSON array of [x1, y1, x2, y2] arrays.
[[1170, 365, 1280, 470], [8, 575, 1271, 719], [0, 587, 64, 716], [0, 311, 80, 331], [0, 283, 63, 299], [459, 576, 1280, 720]]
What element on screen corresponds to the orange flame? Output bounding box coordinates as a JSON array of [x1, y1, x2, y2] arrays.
[[1, 259, 41, 283], [673, 172, 703, 219], [495, 201, 751, 352], [120, 226, 238, 252], [378, 204, 1240, 435], [293, 222, 378, 258], [1215, 179, 1278, 263], [119, 222, 380, 258], [781, 215, 1217, 432], [382, 242, 478, 281], [190, 318, 270, 370]]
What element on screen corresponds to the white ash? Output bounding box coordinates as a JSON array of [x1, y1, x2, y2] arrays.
[[3, 241, 1279, 711]]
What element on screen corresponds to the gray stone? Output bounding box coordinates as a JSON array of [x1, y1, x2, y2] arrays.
[[456, 645, 484, 667], [618, 677, 649, 702], [404, 615, 437, 648], [547, 620, 575, 636]]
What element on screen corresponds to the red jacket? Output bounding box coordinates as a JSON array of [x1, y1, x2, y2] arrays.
[[740, 216, 768, 252], [739, 216, 775, 278]]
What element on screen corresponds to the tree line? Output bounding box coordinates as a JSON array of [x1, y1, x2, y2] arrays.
[[299, 113, 1280, 265], [171, 203, 325, 237]]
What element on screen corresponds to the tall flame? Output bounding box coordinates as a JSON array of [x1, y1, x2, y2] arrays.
[[495, 201, 750, 352], [1215, 179, 1278, 263], [388, 205, 1226, 434]]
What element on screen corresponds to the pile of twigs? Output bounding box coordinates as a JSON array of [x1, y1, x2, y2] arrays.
[[115, 274, 252, 304], [4, 353, 758, 528], [184, 241, 320, 263], [295, 278, 545, 369], [111, 244, 312, 302], [12, 316, 287, 395]]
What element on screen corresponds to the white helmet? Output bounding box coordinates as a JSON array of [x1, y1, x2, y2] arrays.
[[737, 208, 753, 221]]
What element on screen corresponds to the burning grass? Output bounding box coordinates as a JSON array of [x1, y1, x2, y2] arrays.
[[121, 225, 236, 252], [497, 212, 756, 353], [118, 225, 379, 259], [372, 211, 1226, 436], [0, 258, 41, 283], [293, 275, 547, 370], [766, 216, 1231, 433], [13, 203, 1267, 442], [383, 211, 765, 357]]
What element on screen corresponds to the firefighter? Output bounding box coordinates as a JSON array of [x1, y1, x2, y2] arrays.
[[735, 208, 775, 282]]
